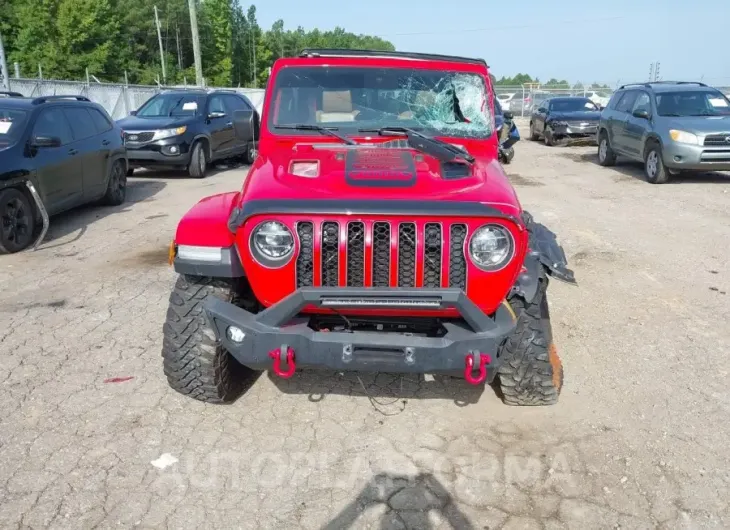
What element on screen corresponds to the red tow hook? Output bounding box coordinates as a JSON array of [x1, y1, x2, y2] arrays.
[[464, 351, 491, 385], [269, 345, 296, 378]]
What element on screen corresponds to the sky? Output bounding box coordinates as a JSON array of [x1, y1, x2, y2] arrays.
[[254, 0, 730, 88]]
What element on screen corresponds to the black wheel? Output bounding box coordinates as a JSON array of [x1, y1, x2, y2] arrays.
[[597, 131, 617, 166], [501, 147, 515, 164], [644, 142, 669, 184], [188, 142, 207, 178], [496, 280, 563, 406], [529, 122, 539, 141], [246, 143, 258, 164], [544, 126, 556, 147], [101, 160, 127, 206], [0, 187, 36, 254], [162, 275, 258, 403]]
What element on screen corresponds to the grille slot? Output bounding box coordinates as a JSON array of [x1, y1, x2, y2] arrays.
[[321, 221, 339, 287], [449, 224, 467, 290], [704, 134, 730, 146], [296, 222, 314, 287], [423, 223, 442, 287], [346, 222, 365, 287], [372, 222, 391, 287], [397, 223, 417, 287]]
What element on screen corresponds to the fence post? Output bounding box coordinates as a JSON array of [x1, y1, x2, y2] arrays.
[[123, 70, 130, 116], [14, 62, 19, 78], [38, 64, 42, 80]]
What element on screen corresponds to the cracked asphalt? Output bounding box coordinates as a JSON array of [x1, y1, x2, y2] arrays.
[[1, 130, 729, 529]]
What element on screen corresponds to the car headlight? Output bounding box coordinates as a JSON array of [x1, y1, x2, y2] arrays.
[[152, 126, 187, 141], [251, 221, 294, 263], [469, 225, 514, 271], [669, 130, 699, 145]]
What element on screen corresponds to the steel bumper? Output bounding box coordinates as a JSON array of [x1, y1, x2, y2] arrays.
[[205, 288, 516, 381]]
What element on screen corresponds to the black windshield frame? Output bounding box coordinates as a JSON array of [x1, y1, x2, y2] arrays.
[[267, 65, 494, 140]]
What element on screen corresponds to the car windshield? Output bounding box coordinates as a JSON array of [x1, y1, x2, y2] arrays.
[[656, 90, 730, 117], [549, 98, 598, 112], [0, 108, 28, 145], [269, 66, 493, 139], [136, 93, 205, 117]]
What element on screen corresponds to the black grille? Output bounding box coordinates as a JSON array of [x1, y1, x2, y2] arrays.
[[293, 221, 469, 290], [704, 134, 730, 146], [346, 222, 365, 287], [124, 131, 154, 143], [321, 222, 339, 287], [449, 224, 467, 290], [296, 222, 314, 287], [372, 222, 391, 287], [423, 223, 442, 288], [397, 223, 416, 287]]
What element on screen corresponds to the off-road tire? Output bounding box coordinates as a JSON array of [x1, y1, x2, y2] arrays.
[[101, 160, 127, 206], [0, 187, 36, 254], [162, 275, 256, 403], [529, 122, 539, 141], [644, 142, 669, 184], [496, 281, 564, 406], [597, 131, 617, 166], [188, 141, 207, 178]]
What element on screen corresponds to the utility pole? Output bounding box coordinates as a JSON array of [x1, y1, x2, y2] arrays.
[[648, 63, 654, 83], [654, 62, 660, 82], [154, 6, 167, 85], [176, 25, 183, 70], [0, 32, 9, 90], [188, 0, 203, 86]]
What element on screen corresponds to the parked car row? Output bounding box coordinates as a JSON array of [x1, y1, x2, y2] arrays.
[[0, 89, 260, 253], [526, 81, 730, 183]]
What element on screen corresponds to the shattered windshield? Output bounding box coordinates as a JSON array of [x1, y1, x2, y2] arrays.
[[269, 66, 493, 139]]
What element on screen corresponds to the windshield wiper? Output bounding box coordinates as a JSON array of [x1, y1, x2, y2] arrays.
[[358, 126, 475, 164], [276, 124, 357, 145]]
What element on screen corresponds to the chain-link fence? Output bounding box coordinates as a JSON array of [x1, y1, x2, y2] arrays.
[[494, 84, 730, 117], [3, 77, 265, 120]]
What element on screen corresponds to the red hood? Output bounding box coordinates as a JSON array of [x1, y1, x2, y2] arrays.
[[240, 141, 522, 216]]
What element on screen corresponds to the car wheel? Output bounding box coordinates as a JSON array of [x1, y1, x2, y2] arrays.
[[644, 143, 669, 184], [0, 187, 36, 254], [246, 143, 258, 164], [101, 160, 127, 206], [544, 126, 556, 146], [597, 132, 617, 166], [529, 122, 539, 141], [188, 142, 207, 178]]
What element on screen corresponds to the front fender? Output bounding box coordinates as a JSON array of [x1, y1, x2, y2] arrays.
[[511, 211, 576, 303]]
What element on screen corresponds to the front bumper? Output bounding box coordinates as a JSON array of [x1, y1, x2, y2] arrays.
[[205, 287, 516, 381], [662, 142, 730, 171], [125, 138, 193, 167], [551, 123, 598, 142]]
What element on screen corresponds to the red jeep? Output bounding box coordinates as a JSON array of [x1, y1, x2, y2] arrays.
[[162, 49, 576, 406]]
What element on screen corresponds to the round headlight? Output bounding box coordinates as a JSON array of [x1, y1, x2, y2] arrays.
[[252, 221, 294, 261], [469, 225, 514, 271]]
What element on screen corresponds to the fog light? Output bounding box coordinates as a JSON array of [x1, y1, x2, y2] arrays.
[[162, 145, 180, 156], [674, 156, 682, 162], [226, 326, 246, 343], [169, 145, 179, 154]]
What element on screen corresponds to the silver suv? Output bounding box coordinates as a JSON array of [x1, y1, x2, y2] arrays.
[[596, 81, 730, 183]]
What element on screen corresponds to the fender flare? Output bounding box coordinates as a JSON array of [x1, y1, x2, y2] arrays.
[[191, 133, 213, 159], [511, 211, 577, 303]]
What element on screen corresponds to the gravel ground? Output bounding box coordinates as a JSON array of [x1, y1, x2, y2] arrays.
[[1, 131, 729, 529]]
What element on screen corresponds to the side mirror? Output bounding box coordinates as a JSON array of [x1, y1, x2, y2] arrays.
[[129, 110, 137, 116], [31, 135, 61, 148], [503, 111, 514, 120], [632, 109, 650, 119], [231, 109, 260, 143], [208, 111, 227, 120], [537, 107, 547, 114]]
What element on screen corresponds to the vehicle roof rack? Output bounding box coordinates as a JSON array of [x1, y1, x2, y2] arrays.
[[31, 95, 91, 105], [298, 48, 488, 67], [618, 81, 708, 90], [0, 91, 24, 98]]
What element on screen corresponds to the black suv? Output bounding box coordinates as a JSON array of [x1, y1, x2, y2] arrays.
[[0, 93, 127, 254], [118, 89, 260, 178]]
